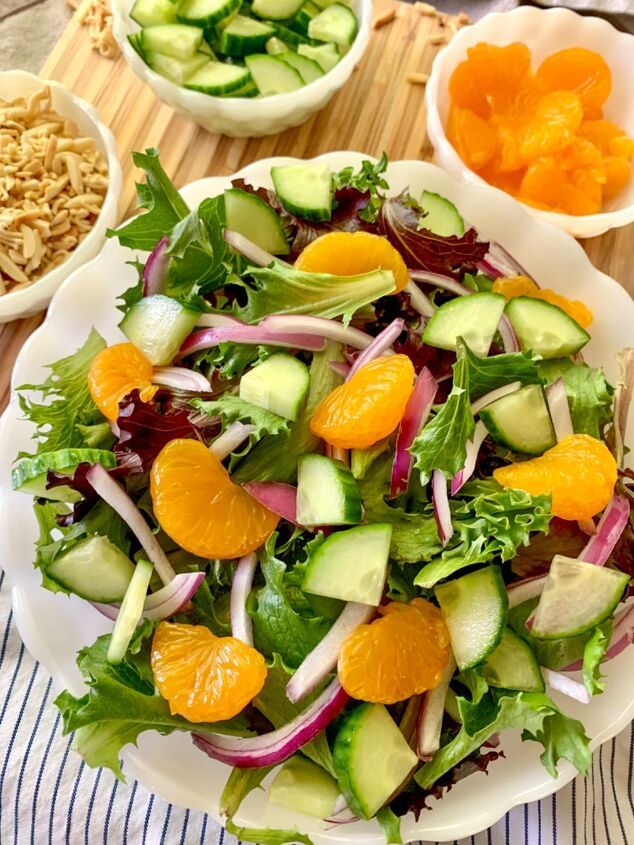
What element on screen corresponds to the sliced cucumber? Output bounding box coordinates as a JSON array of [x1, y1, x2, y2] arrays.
[[481, 628, 545, 692], [224, 188, 290, 255], [46, 536, 135, 603], [302, 523, 391, 605], [269, 757, 340, 819], [422, 292, 506, 358], [266, 36, 291, 54], [177, 0, 241, 27], [531, 555, 629, 639], [198, 39, 217, 58], [296, 453, 363, 526], [185, 60, 253, 95], [419, 190, 465, 238], [218, 14, 275, 56], [333, 703, 418, 819], [308, 3, 357, 47], [272, 22, 313, 47], [435, 566, 508, 670], [479, 384, 556, 455], [146, 50, 209, 85], [313, 0, 352, 7], [239, 353, 309, 420], [279, 51, 324, 84], [128, 32, 146, 59], [120, 294, 200, 366], [224, 79, 259, 98], [141, 24, 203, 60], [12, 449, 116, 502], [107, 558, 154, 664], [251, 0, 305, 20], [130, 0, 176, 26], [504, 297, 591, 359], [297, 42, 340, 72], [245, 54, 304, 95], [271, 163, 332, 222], [293, 0, 320, 35]]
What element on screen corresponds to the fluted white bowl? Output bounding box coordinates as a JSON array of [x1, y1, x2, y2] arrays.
[[425, 6, 634, 239]]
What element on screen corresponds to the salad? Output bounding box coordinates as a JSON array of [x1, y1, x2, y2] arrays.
[[13, 150, 633, 845]]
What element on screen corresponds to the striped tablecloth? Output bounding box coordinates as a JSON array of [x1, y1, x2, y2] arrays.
[[1, 568, 632, 845]]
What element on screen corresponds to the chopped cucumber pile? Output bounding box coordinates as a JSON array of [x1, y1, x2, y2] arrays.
[[128, 0, 359, 97]]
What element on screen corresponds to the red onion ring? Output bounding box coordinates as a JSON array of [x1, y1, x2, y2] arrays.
[[230, 553, 258, 646], [390, 367, 437, 498], [346, 318, 404, 380]]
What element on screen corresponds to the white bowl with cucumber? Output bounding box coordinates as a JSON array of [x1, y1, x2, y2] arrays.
[[111, 0, 371, 137]]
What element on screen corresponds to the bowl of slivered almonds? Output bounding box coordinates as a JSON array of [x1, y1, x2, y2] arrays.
[[0, 71, 122, 322]]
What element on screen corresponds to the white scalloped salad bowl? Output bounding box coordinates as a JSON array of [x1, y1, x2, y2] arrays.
[[0, 153, 632, 844]]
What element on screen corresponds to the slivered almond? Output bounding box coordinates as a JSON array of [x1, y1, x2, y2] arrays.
[[407, 72, 430, 85], [372, 6, 396, 29]]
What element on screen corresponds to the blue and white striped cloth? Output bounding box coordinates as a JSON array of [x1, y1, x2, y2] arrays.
[[1, 568, 632, 845]]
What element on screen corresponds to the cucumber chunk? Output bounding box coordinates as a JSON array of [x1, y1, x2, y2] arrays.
[[251, 0, 305, 20], [308, 3, 358, 47], [141, 24, 203, 59], [479, 384, 556, 455], [239, 353, 309, 420], [130, 0, 176, 26], [46, 536, 136, 603], [218, 14, 275, 56], [504, 297, 591, 359], [224, 188, 290, 255], [245, 54, 304, 95], [297, 42, 340, 72], [121, 294, 200, 366], [128, 32, 146, 59], [107, 558, 154, 664], [272, 22, 312, 47], [293, 0, 320, 35], [185, 61, 253, 95], [266, 36, 291, 54], [177, 0, 241, 27], [531, 555, 629, 639], [12, 449, 116, 502], [198, 39, 217, 58], [146, 51, 209, 85], [422, 292, 506, 357], [279, 51, 324, 84], [436, 566, 508, 670], [271, 163, 332, 222], [269, 757, 340, 818], [296, 453, 363, 526], [481, 628, 545, 692], [333, 703, 418, 819], [419, 190, 465, 238], [302, 523, 391, 605]]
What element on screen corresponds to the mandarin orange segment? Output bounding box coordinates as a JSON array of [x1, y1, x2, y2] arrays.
[[466, 42, 532, 105], [492, 276, 593, 327], [310, 355, 415, 450], [448, 60, 491, 119], [578, 119, 623, 154], [447, 107, 498, 171], [150, 439, 279, 559], [602, 156, 632, 199], [609, 136, 634, 160], [338, 599, 451, 704], [535, 48, 612, 110], [518, 91, 584, 162], [493, 434, 617, 521], [294, 232, 407, 293], [88, 342, 156, 422], [151, 622, 267, 722]]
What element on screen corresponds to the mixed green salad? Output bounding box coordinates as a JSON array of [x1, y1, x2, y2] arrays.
[[13, 149, 634, 845]]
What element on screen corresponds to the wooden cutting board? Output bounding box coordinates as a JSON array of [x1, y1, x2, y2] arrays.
[[1, 0, 632, 411]]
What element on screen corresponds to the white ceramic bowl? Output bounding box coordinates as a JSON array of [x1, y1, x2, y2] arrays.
[[1, 152, 633, 843], [425, 6, 634, 239], [0, 71, 122, 323], [111, 0, 371, 138]]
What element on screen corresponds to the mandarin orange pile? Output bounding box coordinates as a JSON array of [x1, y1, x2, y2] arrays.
[[447, 44, 633, 215]]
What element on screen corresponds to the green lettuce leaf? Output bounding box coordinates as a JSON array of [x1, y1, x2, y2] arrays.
[[18, 329, 106, 456], [538, 359, 613, 438], [462, 343, 541, 399], [225, 820, 313, 845], [332, 152, 389, 223], [192, 394, 289, 440], [376, 806, 403, 844], [76, 421, 116, 449], [582, 622, 612, 696], [55, 624, 249, 779], [220, 765, 274, 819]]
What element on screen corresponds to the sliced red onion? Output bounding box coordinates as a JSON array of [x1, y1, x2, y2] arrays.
[[346, 319, 404, 380], [196, 313, 244, 328], [497, 315, 520, 353], [286, 602, 375, 704], [562, 603, 634, 672], [390, 367, 437, 498], [471, 381, 522, 415], [408, 270, 472, 297], [476, 258, 504, 280], [192, 678, 349, 768], [481, 242, 533, 280], [329, 361, 351, 378], [506, 575, 548, 609], [90, 572, 206, 622], [261, 315, 373, 350], [579, 495, 630, 566], [243, 481, 298, 524], [405, 280, 436, 318], [546, 378, 573, 441], [451, 420, 488, 495], [86, 464, 176, 586], [614, 348, 634, 467], [324, 806, 358, 826], [230, 553, 258, 646], [153, 366, 212, 393], [432, 470, 453, 546], [179, 326, 326, 358], [142, 236, 170, 297], [210, 422, 256, 461], [223, 228, 280, 268], [416, 656, 457, 760], [542, 668, 590, 704]]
